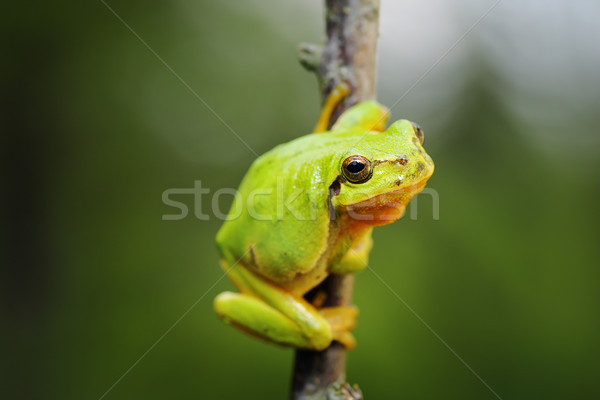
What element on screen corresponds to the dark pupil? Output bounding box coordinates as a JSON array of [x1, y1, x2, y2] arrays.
[[347, 161, 365, 173]]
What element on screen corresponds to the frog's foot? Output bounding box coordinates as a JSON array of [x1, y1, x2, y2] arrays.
[[310, 289, 327, 308], [333, 331, 357, 350], [320, 305, 358, 350]]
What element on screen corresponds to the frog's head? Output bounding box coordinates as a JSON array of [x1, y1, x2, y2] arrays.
[[331, 120, 434, 225]]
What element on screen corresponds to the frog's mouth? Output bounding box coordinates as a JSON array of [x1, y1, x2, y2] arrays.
[[342, 177, 430, 226]]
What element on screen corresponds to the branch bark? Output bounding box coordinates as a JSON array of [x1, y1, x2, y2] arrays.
[[292, 1, 380, 399]]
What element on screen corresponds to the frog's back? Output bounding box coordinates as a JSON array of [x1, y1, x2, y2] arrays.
[[216, 130, 364, 282], [256, 129, 364, 169]]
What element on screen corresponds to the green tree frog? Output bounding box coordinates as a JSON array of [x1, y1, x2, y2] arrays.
[[214, 93, 434, 350]]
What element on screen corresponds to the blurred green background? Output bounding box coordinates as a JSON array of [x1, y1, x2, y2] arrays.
[[3, 1, 599, 399]]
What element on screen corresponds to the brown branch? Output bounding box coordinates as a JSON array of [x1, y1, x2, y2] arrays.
[[292, 1, 380, 399]]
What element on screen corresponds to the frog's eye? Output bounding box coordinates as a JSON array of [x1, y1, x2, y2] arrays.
[[342, 155, 373, 184], [411, 122, 425, 145]]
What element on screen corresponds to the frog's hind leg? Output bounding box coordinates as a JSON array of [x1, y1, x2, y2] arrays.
[[313, 81, 390, 134], [331, 101, 390, 133], [214, 292, 314, 348], [312, 83, 390, 133], [313, 83, 350, 133], [214, 262, 356, 350]]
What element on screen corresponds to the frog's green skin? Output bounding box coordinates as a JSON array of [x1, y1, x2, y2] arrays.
[[214, 101, 434, 350]]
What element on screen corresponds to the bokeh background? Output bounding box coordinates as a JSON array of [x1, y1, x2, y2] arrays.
[[3, 1, 599, 399]]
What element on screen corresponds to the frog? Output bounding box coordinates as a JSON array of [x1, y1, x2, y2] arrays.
[[214, 88, 434, 350]]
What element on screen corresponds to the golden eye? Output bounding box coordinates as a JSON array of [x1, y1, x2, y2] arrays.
[[341, 155, 373, 184], [411, 122, 425, 145]]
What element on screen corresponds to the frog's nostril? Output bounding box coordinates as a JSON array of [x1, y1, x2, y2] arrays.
[[398, 157, 408, 165], [411, 142, 425, 156], [411, 122, 425, 144]]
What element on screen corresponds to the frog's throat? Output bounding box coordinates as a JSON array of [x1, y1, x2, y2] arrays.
[[339, 178, 430, 226]]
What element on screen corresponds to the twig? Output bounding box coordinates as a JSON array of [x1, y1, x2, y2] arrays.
[[292, 1, 380, 399]]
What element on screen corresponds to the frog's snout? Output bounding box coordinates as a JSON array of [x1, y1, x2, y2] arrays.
[[404, 143, 435, 183]]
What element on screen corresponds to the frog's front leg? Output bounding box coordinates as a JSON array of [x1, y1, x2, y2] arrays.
[[329, 229, 373, 274], [214, 261, 357, 350]]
